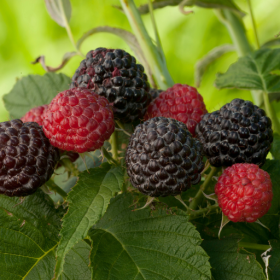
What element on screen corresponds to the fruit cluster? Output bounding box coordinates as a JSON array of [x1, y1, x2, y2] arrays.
[[1, 47, 274, 228]]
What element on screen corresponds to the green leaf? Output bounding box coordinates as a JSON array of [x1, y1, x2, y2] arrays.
[[266, 240, 280, 279], [44, 0, 72, 27], [271, 134, 280, 161], [59, 241, 91, 280], [3, 72, 71, 119], [215, 48, 280, 102], [0, 190, 63, 279], [89, 193, 211, 280], [202, 239, 266, 279], [138, 0, 245, 16], [261, 38, 280, 49], [54, 163, 124, 279]]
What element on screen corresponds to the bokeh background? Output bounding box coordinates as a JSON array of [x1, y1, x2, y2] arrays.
[[0, 0, 279, 122]]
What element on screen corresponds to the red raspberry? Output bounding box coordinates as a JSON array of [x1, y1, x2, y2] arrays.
[[21, 105, 48, 126], [144, 84, 207, 136], [42, 88, 115, 153], [215, 163, 273, 223]]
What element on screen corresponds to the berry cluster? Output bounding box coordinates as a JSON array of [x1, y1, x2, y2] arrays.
[[1, 46, 274, 228]]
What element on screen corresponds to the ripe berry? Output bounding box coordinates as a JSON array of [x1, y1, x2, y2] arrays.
[[22, 104, 80, 164], [0, 119, 59, 197], [42, 88, 115, 153], [215, 163, 272, 223], [144, 84, 207, 136], [70, 47, 151, 122], [126, 117, 204, 197], [196, 99, 273, 167], [21, 105, 48, 126]]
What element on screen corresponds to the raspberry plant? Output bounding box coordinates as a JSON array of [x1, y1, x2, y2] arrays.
[[1, 0, 280, 279]]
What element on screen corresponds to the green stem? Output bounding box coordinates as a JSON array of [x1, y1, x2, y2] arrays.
[[58, 0, 84, 57], [246, 0, 260, 49], [61, 158, 79, 177], [119, 0, 174, 89], [263, 91, 280, 134], [101, 146, 118, 165], [189, 167, 217, 210], [189, 203, 219, 220], [216, 9, 252, 57], [45, 180, 67, 200], [238, 242, 270, 251], [147, 0, 163, 51], [110, 131, 119, 162]]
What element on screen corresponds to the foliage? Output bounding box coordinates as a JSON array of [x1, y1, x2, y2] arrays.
[[1, 0, 280, 279]]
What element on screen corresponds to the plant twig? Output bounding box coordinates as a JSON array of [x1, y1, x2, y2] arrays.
[[101, 146, 118, 165], [45, 180, 67, 200], [58, 0, 84, 57], [246, 0, 260, 49], [238, 242, 270, 251], [110, 131, 119, 162], [61, 158, 79, 177], [189, 203, 219, 220], [115, 120, 132, 136], [119, 0, 174, 89], [263, 91, 280, 134], [189, 167, 217, 211]]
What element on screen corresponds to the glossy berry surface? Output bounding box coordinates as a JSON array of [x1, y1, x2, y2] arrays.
[[126, 117, 204, 197], [215, 164, 272, 223], [42, 88, 115, 153], [145, 84, 207, 136], [70, 47, 151, 122], [196, 99, 273, 167], [0, 119, 59, 197], [21, 105, 48, 126]]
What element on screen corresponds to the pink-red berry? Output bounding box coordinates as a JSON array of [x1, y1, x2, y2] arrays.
[[215, 163, 273, 223], [144, 84, 207, 136], [42, 88, 115, 153], [21, 105, 48, 126]]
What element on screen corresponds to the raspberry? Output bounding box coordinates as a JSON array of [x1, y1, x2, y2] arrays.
[[215, 164, 273, 223], [70, 47, 151, 122], [21, 104, 80, 164], [0, 119, 59, 197], [125, 117, 204, 197], [196, 99, 273, 167], [21, 105, 48, 126], [42, 88, 115, 153], [144, 84, 207, 136], [150, 88, 163, 100]]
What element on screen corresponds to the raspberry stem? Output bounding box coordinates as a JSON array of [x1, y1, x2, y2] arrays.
[[189, 167, 218, 211], [45, 180, 67, 200], [110, 131, 119, 162], [238, 242, 270, 251], [101, 147, 119, 165], [120, 0, 174, 89], [189, 203, 219, 220], [61, 158, 79, 177]]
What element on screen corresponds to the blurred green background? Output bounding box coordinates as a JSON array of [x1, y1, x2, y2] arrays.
[[0, 0, 279, 121]]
